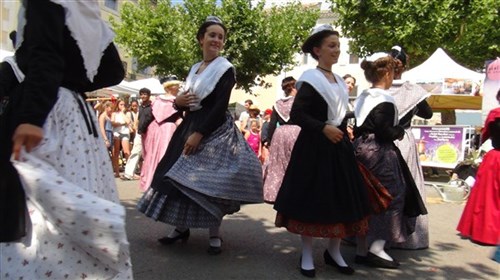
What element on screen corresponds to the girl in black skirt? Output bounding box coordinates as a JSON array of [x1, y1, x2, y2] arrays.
[[274, 25, 371, 278]]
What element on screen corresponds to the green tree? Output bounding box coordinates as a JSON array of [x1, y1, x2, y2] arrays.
[[111, 0, 319, 92], [328, 0, 499, 70]]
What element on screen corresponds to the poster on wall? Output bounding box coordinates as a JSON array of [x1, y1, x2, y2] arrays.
[[412, 125, 469, 168], [442, 78, 475, 95]]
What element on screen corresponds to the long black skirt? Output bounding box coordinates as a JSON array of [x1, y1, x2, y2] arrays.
[[274, 128, 371, 225]]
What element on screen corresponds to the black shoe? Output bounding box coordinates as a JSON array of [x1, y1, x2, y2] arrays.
[[364, 252, 400, 269], [207, 236, 223, 255], [158, 229, 190, 245], [323, 250, 355, 275], [299, 257, 315, 278]]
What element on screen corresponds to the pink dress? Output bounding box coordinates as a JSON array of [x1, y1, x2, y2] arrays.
[[140, 96, 180, 191], [247, 131, 260, 155], [262, 97, 301, 203]]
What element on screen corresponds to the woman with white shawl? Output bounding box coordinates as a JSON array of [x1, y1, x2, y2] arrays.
[[137, 16, 262, 256], [353, 53, 427, 269], [273, 25, 371, 278], [0, 1, 132, 279]]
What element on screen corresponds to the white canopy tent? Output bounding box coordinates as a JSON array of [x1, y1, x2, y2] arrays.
[[97, 78, 167, 98], [126, 78, 165, 94], [403, 48, 484, 82], [402, 48, 484, 110]]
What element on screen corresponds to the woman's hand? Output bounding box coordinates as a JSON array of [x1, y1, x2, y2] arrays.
[[183, 132, 203, 155], [322, 125, 344, 144], [11, 123, 44, 160], [175, 94, 199, 108]]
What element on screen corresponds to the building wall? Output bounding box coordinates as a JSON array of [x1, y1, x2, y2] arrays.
[[0, 1, 20, 51]]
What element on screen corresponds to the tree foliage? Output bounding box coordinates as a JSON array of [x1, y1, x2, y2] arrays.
[[111, 0, 319, 92], [328, 0, 500, 70]]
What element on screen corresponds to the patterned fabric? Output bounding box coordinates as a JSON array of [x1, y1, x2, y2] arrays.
[[0, 90, 132, 279], [392, 128, 429, 249], [354, 133, 411, 244], [357, 161, 393, 214], [274, 97, 294, 122], [262, 125, 300, 203], [166, 115, 263, 203], [137, 183, 241, 228], [275, 213, 368, 238], [389, 82, 430, 120]]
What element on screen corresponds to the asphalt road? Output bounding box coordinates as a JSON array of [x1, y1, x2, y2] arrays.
[[116, 178, 499, 280]]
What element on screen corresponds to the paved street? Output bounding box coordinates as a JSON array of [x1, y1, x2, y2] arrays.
[[116, 178, 499, 280]]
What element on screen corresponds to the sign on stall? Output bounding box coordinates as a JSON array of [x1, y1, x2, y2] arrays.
[[412, 125, 471, 169]]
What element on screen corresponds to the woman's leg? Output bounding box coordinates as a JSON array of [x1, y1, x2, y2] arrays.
[[327, 237, 348, 267], [112, 137, 121, 177], [121, 137, 131, 160], [301, 235, 314, 270], [369, 239, 393, 261], [208, 226, 222, 247]]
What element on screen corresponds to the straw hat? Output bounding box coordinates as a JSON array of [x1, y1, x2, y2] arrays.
[[248, 104, 260, 114], [161, 75, 182, 88]]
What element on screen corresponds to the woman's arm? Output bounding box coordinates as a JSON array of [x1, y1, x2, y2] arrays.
[[371, 102, 405, 142], [11, 0, 65, 160], [290, 82, 326, 132], [415, 100, 433, 119], [98, 113, 110, 147]]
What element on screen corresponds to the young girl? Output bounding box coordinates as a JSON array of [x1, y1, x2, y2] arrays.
[[245, 119, 261, 156], [274, 25, 371, 277]]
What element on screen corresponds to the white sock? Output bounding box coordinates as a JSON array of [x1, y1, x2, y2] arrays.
[[167, 227, 188, 238], [369, 239, 393, 261], [301, 235, 314, 270], [356, 235, 368, 256], [327, 238, 348, 267], [209, 226, 221, 247]]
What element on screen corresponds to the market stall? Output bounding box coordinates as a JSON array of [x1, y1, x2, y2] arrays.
[[402, 48, 485, 168], [403, 48, 484, 110]]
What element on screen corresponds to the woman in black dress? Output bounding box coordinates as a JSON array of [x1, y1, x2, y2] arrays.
[[137, 16, 262, 255], [274, 25, 371, 277], [353, 53, 427, 269], [0, 1, 132, 278]]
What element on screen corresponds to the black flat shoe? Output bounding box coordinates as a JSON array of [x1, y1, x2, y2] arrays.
[[365, 252, 400, 269], [323, 250, 355, 275], [299, 257, 315, 278], [158, 229, 190, 245], [207, 236, 223, 255]]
